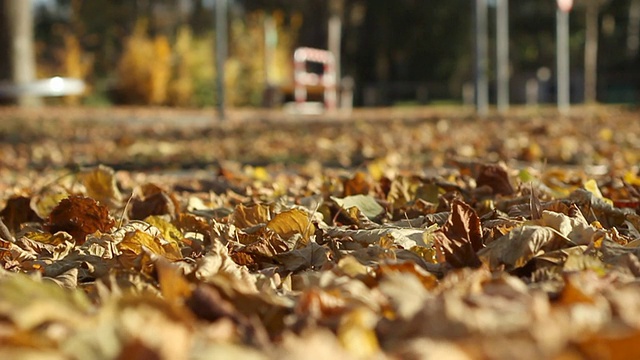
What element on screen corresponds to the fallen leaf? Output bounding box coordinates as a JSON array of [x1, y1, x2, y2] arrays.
[[266, 208, 315, 244], [541, 209, 601, 245], [476, 163, 514, 196], [130, 183, 180, 220], [0, 196, 42, 233], [78, 165, 123, 208], [337, 307, 381, 357], [232, 203, 271, 229], [478, 225, 573, 270], [332, 194, 385, 221], [274, 242, 329, 272], [46, 195, 115, 244], [30, 191, 68, 219], [433, 199, 483, 268], [343, 172, 370, 196], [144, 215, 183, 244]]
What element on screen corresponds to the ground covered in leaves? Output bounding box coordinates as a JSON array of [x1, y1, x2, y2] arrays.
[[1, 106, 640, 359]]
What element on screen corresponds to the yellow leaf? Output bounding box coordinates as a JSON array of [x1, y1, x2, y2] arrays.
[[337, 255, 369, 278], [77, 165, 123, 207], [157, 259, 193, 305], [584, 179, 603, 198], [145, 215, 183, 244], [366, 158, 385, 181], [24, 231, 72, 246], [624, 171, 640, 186], [584, 178, 613, 206], [252, 166, 271, 181], [232, 203, 271, 229], [267, 208, 315, 242], [117, 229, 181, 261], [337, 307, 380, 357], [410, 245, 438, 264], [31, 192, 68, 219]]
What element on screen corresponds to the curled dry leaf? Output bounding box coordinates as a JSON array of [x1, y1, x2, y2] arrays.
[[541, 209, 602, 245], [478, 225, 573, 270], [130, 183, 180, 220], [46, 195, 115, 244], [433, 199, 483, 268]]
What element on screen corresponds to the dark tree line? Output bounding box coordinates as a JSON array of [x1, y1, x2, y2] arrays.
[[2, 0, 640, 105]]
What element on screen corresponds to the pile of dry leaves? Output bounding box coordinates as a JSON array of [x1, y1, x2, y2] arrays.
[[1, 107, 640, 359]]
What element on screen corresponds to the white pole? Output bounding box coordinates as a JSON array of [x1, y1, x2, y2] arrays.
[[557, 8, 570, 114], [216, 0, 227, 121], [475, 0, 489, 116], [496, 0, 509, 113]]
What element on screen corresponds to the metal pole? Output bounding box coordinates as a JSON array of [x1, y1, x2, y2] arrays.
[[556, 8, 570, 114], [496, 0, 509, 113], [216, 0, 227, 121], [475, 0, 489, 116]]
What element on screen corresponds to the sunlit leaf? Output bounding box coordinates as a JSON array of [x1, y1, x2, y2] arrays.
[[332, 194, 385, 220], [30, 191, 68, 219], [266, 208, 315, 243], [145, 215, 183, 244], [117, 229, 181, 262], [232, 203, 271, 229], [77, 165, 123, 208]]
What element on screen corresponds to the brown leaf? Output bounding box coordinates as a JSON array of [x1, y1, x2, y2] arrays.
[[130, 183, 180, 220], [343, 172, 371, 196], [46, 195, 115, 244], [186, 285, 240, 322], [0, 196, 42, 233], [274, 242, 329, 272], [476, 163, 514, 196], [434, 199, 483, 268], [174, 213, 213, 245], [529, 184, 543, 220]]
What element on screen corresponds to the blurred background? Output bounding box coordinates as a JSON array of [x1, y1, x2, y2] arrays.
[[1, 0, 639, 108]]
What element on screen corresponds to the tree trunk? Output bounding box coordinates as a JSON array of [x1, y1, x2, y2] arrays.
[[0, 0, 40, 106], [584, 1, 599, 103]]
